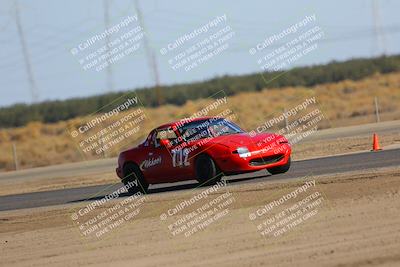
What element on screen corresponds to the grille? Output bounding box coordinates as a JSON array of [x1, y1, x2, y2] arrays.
[[249, 154, 284, 166]]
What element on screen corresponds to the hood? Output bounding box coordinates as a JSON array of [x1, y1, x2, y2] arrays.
[[206, 133, 280, 150]]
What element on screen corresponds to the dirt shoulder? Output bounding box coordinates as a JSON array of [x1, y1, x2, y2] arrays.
[[1, 167, 399, 266], [292, 131, 400, 160]]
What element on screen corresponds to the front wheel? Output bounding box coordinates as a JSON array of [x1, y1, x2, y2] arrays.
[[195, 154, 223, 185], [267, 157, 291, 175], [122, 163, 149, 194]]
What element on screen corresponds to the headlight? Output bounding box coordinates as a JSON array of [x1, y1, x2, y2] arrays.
[[235, 147, 251, 158]]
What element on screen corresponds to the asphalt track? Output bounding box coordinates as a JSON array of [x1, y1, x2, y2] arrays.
[[0, 149, 399, 212], [0, 120, 399, 183]]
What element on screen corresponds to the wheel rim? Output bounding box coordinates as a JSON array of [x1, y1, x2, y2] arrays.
[[123, 167, 135, 183], [123, 164, 148, 193]]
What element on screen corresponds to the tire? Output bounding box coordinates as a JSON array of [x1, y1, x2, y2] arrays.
[[267, 157, 291, 175], [195, 154, 223, 185], [122, 163, 149, 194]]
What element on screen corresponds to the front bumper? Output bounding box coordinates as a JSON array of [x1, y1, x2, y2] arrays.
[[215, 144, 291, 174]]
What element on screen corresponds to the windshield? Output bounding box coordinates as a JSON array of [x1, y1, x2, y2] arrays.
[[178, 118, 243, 142]]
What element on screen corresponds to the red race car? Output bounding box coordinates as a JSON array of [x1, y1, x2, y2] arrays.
[[116, 117, 291, 193]]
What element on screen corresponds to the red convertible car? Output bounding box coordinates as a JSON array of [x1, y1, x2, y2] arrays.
[[116, 117, 291, 193]]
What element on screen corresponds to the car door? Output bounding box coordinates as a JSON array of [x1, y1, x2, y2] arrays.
[[141, 128, 183, 183]]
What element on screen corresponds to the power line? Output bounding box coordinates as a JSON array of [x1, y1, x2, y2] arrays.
[[14, 0, 39, 102], [104, 0, 114, 92], [134, 0, 163, 105], [372, 0, 387, 56]]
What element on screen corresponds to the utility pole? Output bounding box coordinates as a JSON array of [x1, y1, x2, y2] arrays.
[[15, 0, 39, 102], [374, 96, 380, 123], [372, 0, 387, 56], [104, 0, 114, 92], [283, 108, 289, 130], [12, 143, 19, 171], [134, 0, 163, 105]]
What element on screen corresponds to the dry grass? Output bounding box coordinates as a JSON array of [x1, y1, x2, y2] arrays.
[[1, 71, 400, 171]]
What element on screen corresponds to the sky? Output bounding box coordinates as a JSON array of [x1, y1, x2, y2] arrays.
[[0, 0, 399, 107]]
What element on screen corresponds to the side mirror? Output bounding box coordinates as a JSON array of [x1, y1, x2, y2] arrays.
[[159, 139, 170, 148]]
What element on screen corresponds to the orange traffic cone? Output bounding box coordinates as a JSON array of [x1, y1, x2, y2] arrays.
[[371, 133, 382, 151]]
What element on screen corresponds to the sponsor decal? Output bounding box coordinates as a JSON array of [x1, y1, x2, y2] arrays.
[[140, 156, 162, 171]]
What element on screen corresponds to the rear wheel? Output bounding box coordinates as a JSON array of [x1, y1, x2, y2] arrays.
[[195, 154, 223, 185], [122, 163, 149, 194], [267, 157, 291, 175]]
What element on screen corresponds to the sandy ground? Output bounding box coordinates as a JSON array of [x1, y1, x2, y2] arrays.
[[1, 166, 399, 266], [0, 131, 399, 197]]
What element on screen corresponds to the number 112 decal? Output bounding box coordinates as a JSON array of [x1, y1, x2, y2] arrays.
[[172, 148, 190, 167]]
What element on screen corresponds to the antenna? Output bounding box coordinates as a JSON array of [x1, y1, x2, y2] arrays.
[[14, 0, 39, 102]]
